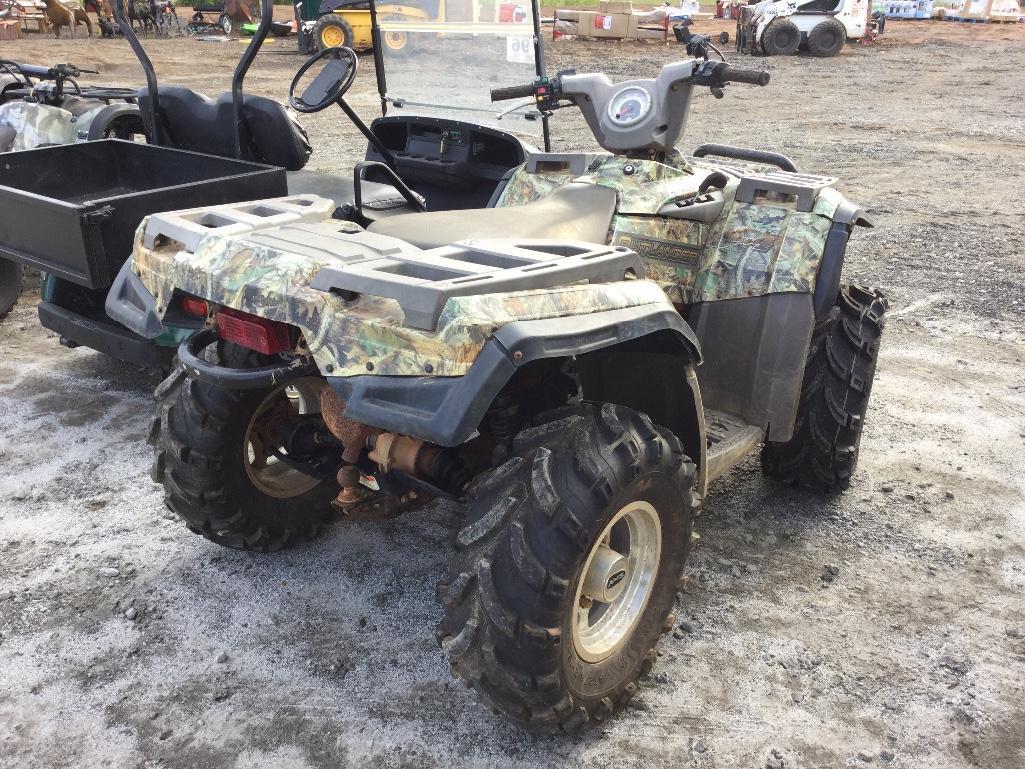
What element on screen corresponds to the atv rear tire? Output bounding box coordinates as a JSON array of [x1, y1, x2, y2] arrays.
[[761, 285, 887, 493], [0, 258, 23, 321], [437, 403, 698, 733], [761, 18, 801, 56], [150, 344, 337, 551], [313, 14, 354, 51], [807, 18, 846, 57]]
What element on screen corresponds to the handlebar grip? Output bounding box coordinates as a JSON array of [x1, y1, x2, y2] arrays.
[[490, 83, 535, 102], [721, 67, 770, 86]]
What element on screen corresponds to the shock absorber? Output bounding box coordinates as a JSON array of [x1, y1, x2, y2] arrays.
[[487, 389, 522, 445], [426, 449, 473, 494]]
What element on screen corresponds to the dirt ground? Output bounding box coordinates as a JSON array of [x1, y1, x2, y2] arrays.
[[2, 16, 1025, 769]]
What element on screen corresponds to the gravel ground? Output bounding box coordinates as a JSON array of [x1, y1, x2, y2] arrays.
[[1, 18, 1024, 769]]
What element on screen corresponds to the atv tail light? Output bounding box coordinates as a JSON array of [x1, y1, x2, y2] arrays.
[[215, 308, 292, 355], [180, 296, 208, 318]]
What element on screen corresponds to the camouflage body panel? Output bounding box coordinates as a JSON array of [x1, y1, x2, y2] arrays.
[[497, 155, 701, 215], [610, 215, 704, 304], [0, 101, 76, 152], [497, 155, 849, 303], [695, 199, 832, 301], [131, 221, 670, 378]]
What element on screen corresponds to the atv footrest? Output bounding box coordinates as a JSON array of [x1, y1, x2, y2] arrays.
[[310, 240, 643, 331], [703, 408, 763, 484]]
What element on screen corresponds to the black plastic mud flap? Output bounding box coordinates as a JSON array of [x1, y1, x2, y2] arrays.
[[105, 258, 165, 339], [329, 305, 700, 447]]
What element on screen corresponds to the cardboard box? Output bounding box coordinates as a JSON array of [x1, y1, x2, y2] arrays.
[[0, 20, 23, 40], [599, 1, 634, 13], [627, 13, 666, 38], [957, 0, 990, 18], [988, 0, 1022, 20], [555, 8, 581, 21]]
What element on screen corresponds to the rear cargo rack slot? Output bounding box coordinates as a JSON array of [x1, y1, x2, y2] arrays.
[[192, 213, 238, 229], [141, 194, 336, 251], [311, 239, 643, 331]]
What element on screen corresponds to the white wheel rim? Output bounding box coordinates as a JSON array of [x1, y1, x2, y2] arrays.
[[571, 501, 662, 663]]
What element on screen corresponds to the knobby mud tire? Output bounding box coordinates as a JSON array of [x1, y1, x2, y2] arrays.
[[437, 402, 698, 733], [761, 285, 888, 492]]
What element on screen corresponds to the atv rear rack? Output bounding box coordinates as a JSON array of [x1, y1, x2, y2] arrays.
[[140, 195, 644, 331], [310, 240, 642, 331]]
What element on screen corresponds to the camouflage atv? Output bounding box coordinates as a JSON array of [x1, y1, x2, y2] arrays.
[[107, 31, 886, 732]]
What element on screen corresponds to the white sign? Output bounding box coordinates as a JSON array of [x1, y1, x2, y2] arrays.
[[506, 35, 533, 64]]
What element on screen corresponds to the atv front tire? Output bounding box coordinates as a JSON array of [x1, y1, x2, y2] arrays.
[[761, 18, 801, 56], [761, 285, 887, 492], [437, 403, 698, 733], [0, 257, 23, 320], [150, 345, 337, 551]]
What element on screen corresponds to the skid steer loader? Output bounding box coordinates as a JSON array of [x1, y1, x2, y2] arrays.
[[736, 0, 872, 56]]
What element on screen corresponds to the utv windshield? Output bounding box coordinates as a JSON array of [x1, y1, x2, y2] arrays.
[[373, 3, 546, 141]]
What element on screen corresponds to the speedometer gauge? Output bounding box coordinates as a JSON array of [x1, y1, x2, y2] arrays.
[[607, 87, 651, 127]]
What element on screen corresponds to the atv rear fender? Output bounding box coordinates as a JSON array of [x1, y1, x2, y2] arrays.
[[327, 302, 703, 455]]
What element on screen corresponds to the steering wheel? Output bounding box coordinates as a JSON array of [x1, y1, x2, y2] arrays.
[[288, 47, 358, 114]]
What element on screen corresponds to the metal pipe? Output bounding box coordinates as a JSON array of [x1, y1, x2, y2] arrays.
[[114, 0, 160, 145], [529, 0, 551, 152], [231, 0, 275, 159], [368, 0, 389, 116]]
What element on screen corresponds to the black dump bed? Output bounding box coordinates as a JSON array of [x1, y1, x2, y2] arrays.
[[0, 139, 286, 288]]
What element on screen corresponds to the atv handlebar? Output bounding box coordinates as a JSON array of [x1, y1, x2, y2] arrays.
[[490, 61, 769, 105], [490, 83, 536, 102], [717, 66, 769, 86]]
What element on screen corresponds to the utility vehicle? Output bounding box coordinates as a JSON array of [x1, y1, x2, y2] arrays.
[[0, 5, 482, 354], [0, 9, 317, 352], [0, 59, 146, 319], [104, 3, 887, 732]]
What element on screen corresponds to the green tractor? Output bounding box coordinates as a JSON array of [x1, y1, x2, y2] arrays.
[[104, 12, 886, 732]]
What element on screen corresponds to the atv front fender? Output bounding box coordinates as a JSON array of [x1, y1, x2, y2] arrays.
[[814, 199, 873, 319], [329, 304, 700, 447]]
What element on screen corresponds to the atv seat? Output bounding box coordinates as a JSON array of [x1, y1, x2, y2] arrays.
[[366, 183, 618, 249], [138, 87, 311, 171]]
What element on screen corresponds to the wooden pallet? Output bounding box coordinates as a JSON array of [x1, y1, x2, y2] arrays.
[[11, 0, 49, 32]]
